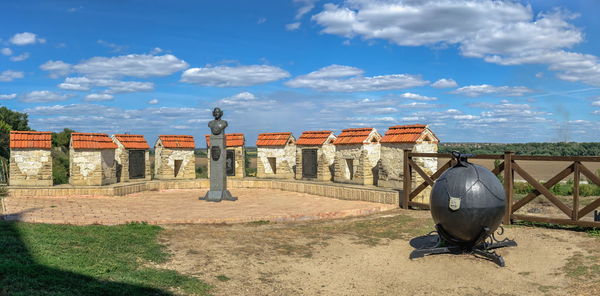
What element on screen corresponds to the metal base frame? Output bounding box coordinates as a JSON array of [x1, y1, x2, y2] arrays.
[[409, 224, 517, 267]]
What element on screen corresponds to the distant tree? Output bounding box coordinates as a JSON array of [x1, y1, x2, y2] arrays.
[[0, 107, 31, 159], [52, 128, 75, 151], [51, 128, 76, 185]]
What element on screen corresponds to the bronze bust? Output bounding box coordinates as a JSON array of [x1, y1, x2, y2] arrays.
[[208, 107, 228, 135]]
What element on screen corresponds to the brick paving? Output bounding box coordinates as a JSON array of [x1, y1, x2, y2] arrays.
[[1, 189, 397, 225]]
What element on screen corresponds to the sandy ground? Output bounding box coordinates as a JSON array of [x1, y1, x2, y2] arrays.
[[156, 209, 600, 296]]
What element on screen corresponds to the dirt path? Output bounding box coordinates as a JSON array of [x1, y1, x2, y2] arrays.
[[157, 209, 600, 296]]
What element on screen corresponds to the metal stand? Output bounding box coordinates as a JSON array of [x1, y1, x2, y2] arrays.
[[409, 225, 517, 267]]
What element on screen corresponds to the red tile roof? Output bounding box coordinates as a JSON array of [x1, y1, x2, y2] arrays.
[[113, 134, 150, 149], [381, 124, 438, 143], [333, 128, 379, 145], [205, 133, 245, 147], [158, 135, 195, 149], [9, 131, 52, 149], [71, 133, 118, 149], [297, 131, 334, 146], [256, 132, 293, 147]]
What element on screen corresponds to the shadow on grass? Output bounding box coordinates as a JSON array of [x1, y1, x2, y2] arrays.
[[0, 211, 184, 296]]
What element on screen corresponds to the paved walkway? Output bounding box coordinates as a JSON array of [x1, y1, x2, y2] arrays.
[[1, 189, 396, 225]]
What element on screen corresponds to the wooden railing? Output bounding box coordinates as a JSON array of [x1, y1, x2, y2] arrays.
[[402, 150, 600, 227]]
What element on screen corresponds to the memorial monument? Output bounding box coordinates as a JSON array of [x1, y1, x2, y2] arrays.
[[201, 107, 237, 202]]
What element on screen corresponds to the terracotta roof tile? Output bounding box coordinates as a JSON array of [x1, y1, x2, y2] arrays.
[[113, 134, 150, 149], [381, 124, 437, 143], [333, 128, 379, 145], [158, 135, 195, 149], [205, 133, 245, 147], [71, 133, 118, 149], [256, 132, 293, 147], [10, 131, 52, 149], [297, 131, 334, 146]]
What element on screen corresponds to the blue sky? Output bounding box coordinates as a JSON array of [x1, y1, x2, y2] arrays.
[[1, 0, 600, 145]]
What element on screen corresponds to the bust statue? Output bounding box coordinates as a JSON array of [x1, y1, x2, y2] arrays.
[[208, 107, 228, 135]]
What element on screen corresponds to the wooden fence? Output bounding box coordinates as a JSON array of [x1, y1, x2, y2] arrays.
[[402, 150, 600, 227]]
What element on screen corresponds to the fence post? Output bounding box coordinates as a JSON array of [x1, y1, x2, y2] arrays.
[[572, 161, 580, 221], [402, 149, 411, 209], [503, 151, 513, 224]]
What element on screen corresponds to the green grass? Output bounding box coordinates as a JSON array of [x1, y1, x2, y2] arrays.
[[0, 222, 212, 296]]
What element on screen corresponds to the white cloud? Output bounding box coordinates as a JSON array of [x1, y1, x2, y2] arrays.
[[84, 93, 114, 102], [97, 40, 128, 53], [286, 22, 301, 31], [67, 6, 82, 12], [0, 70, 24, 82], [40, 53, 188, 80], [148, 99, 159, 105], [294, 0, 318, 19], [40, 60, 73, 78], [592, 100, 600, 106], [21, 91, 73, 103], [218, 92, 276, 109], [0, 93, 17, 100], [149, 47, 163, 55], [1, 48, 12, 56], [9, 52, 29, 62], [58, 77, 154, 94], [312, 1, 600, 86], [451, 84, 534, 97], [285, 64, 428, 92], [74, 54, 188, 79], [399, 92, 437, 101], [10, 32, 42, 45], [181, 65, 290, 87], [257, 17, 267, 24], [431, 78, 458, 88]]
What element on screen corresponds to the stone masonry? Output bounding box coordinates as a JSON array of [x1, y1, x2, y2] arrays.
[[154, 135, 196, 180], [333, 128, 382, 186], [9, 131, 53, 186], [378, 124, 439, 204], [112, 134, 151, 182], [69, 132, 118, 186], [256, 133, 296, 179], [295, 131, 337, 181]]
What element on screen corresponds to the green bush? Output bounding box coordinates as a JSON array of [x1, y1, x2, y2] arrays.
[[195, 166, 207, 178], [514, 182, 534, 194], [0, 186, 7, 197]]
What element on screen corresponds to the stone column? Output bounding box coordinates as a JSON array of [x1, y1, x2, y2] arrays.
[[355, 150, 373, 185], [316, 153, 331, 182], [201, 134, 236, 202], [295, 148, 303, 180]]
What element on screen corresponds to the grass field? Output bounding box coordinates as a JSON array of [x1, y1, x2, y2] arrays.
[[0, 222, 211, 296]]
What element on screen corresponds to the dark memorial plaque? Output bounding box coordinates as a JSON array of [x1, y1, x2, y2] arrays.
[[226, 150, 235, 176], [211, 146, 221, 161], [201, 107, 237, 202], [128, 150, 145, 179], [302, 149, 317, 179]]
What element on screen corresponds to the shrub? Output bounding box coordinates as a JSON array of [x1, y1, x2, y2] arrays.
[[0, 186, 7, 197], [196, 166, 207, 178], [51, 148, 70, 185], [514, 182, 534, 194]]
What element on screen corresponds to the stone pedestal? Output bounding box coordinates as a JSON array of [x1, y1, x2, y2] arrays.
[[201, 134, 236, 202]]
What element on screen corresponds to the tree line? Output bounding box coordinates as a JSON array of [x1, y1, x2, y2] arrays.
[[439, 142, 600, 156]]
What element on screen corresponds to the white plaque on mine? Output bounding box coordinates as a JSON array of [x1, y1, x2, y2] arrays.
[[448, 197, 461, 211]]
